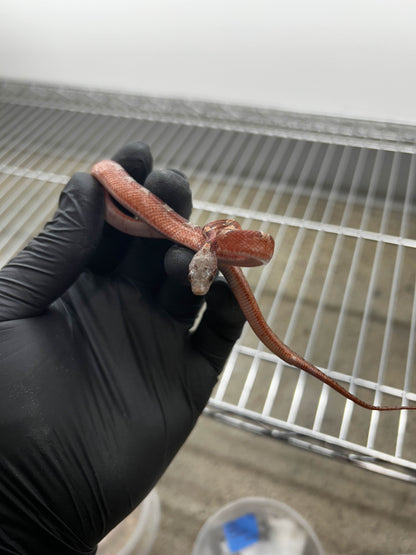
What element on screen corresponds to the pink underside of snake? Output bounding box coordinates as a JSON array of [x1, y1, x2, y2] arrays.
[[91, 159, 415, 411]]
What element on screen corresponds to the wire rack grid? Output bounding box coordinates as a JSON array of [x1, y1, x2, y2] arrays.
[[1, 80, 416, 483]]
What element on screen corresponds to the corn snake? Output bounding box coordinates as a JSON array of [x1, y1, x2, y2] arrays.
[[91, 159, 415, 412]]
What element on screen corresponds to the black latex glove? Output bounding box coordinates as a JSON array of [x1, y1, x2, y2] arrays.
[[0, 142, 245, 555]]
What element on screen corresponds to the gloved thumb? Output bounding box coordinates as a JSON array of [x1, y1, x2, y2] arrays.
[[191, 277, 246, 373], [0, 173, 104, 321]]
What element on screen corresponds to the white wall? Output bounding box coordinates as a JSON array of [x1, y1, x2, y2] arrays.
[[1, 0, 416, 123]]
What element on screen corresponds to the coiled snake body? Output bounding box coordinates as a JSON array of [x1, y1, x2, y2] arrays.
[[92, 159, 415, 412]]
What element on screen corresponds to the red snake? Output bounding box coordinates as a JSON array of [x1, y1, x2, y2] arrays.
[[91, 159, 415, 412]]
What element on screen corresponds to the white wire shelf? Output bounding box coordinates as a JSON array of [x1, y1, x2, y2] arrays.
[[1, 80, 416, 483]]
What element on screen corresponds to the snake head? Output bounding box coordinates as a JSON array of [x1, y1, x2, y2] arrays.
[[188, 243, 218, 295]]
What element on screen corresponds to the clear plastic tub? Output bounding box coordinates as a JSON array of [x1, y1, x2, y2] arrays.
[[97, 489, 161, 555], [192, 497, 325, 555]]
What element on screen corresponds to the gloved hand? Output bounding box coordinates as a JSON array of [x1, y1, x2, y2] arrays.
[[0, 142, 245, 555]]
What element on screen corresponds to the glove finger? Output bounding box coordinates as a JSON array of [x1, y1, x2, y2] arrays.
[[111, 141, 153, 181], [87, 141, 154, 274], [158, 245, 204, 325], [115, 168, 193, 297], [0, 173, 104, 321], [191, 277, 245, 373]]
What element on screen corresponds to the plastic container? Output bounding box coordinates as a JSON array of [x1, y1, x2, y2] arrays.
[[192, 497, 325, 555], [97, 489, 161, 555]]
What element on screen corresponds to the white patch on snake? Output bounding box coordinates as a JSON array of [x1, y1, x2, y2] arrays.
[[188, 244, 218, 295]]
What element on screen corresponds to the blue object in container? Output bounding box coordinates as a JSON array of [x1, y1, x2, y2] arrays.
[[223, 513, 260, 553]]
